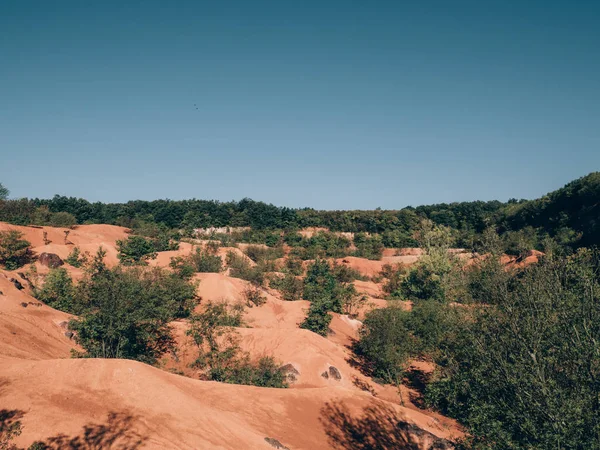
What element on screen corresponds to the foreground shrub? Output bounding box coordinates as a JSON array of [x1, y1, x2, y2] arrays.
[[425, 250, 600, 449], [68, 252, 198, 364], [0, 230, 32, 270]]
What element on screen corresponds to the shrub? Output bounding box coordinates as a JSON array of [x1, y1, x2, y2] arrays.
[[226, 251, 266, 286], [36, 268, 76, 312], [270, 273, 304, 300], [331, 261, 369, 282], [187, 302, 286, 387], [300, 296, 333, 336], [48, 211, 77, 228], [426, 251, 600, 449], [355, 305, 417, 384], [116, 235, 157, 265], [65, 247, 88, 268], [243, 245, 284, 264], [0, 230, 32, 270], [189, 247, 223, 273], [380, 263, 409, 298], [353, 233, 384, 260], [169, 256, 196, 279], [70, 257, 198, 364], [283, 256, 304, 276], [243, 286, 267, 307]]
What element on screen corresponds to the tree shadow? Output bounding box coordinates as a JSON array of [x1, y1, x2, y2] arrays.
[[1, 408, 25, 448], [32, 412, 146, 450], [320, 401, 452, 450], [403, 367, 431, 410]]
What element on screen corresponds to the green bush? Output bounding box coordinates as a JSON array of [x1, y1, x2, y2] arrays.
[[380, 263, 409, 298], [270, 273, 304, 300], [187, 302, 286, 387], [65, 247, 88, 268], [69, 254, 198, 364], [243, 245, 284, 264], [116, 235, 157, 265], [189, 247, 223, 273], [36, 268, 76, 312], [226, 251, 266, 286], [300, 297, 333, 336], [355, 305, 416, 384], [283, 256, 304, 276], [48, 211, 77, 228], [353, 233, 384, 260], [0, 230, 32, 270], [243, 286, 267, 307], [426, 251, 600, 448]]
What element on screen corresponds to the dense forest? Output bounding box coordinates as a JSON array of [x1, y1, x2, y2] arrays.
[[0, 172, 598, 251]]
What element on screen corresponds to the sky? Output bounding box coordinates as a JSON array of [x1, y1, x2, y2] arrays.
[[1, 0, 599, 210]]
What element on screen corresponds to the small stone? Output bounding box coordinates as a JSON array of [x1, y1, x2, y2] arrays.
[[329, 366, 342, 381], [10, 278, 24, 290], [321, 371, 329, 379], [20, 302, 28, 308], [280, 363, 300, 382], [64, 331, 74, 339], [38, 252, 64, 269], [264, 437, 290, 450]]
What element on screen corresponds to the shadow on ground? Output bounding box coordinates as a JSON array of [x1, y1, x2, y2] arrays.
[[28, 411, 146, 450], [320, 400, 452, 450]]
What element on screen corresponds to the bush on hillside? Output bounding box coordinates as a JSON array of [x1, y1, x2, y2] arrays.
[[269, 273, 304, 301], [0, 230, 32, 270], [116, 235, 157, 265]]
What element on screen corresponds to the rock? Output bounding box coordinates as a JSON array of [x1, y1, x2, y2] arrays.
[[329, 366, 342, 381], [10, 278, 24, 290], [0, 290, 3, 295], [20, 302, 28, 308], [264, 437, 290, 450], [280, 364, 300, 383], [38, 252, 64, 269], [321, 371, 329, 379], [64, 331, 74, 339]]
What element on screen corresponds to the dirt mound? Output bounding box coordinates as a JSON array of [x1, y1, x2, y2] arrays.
[[193, 273, 308, 329], [1, 358, 459, 449], [0, 271, 75, 360]]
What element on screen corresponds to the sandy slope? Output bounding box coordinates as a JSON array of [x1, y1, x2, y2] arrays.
[[1, 358, 456, 449]]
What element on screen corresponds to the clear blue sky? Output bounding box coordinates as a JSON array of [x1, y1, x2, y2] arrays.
[[1, 1, 598, 209]]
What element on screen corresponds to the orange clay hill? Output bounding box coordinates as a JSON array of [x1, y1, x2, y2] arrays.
[[0, 222, 464, 449]]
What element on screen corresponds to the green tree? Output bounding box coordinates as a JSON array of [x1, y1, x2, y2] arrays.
[[0, 182, 8, 201], [0, 230, 31, 270], [36, 268, 76, 312], [70, 263, 197, 364], [427, 250, 600, 449], [116, 235, 157, 265]]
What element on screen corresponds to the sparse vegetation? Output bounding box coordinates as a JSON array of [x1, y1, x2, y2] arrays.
[[187, 302, 287, 388], [269, 273, 304, 300], [226, 251, 266, 286], [65, 246, 88, 268]]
